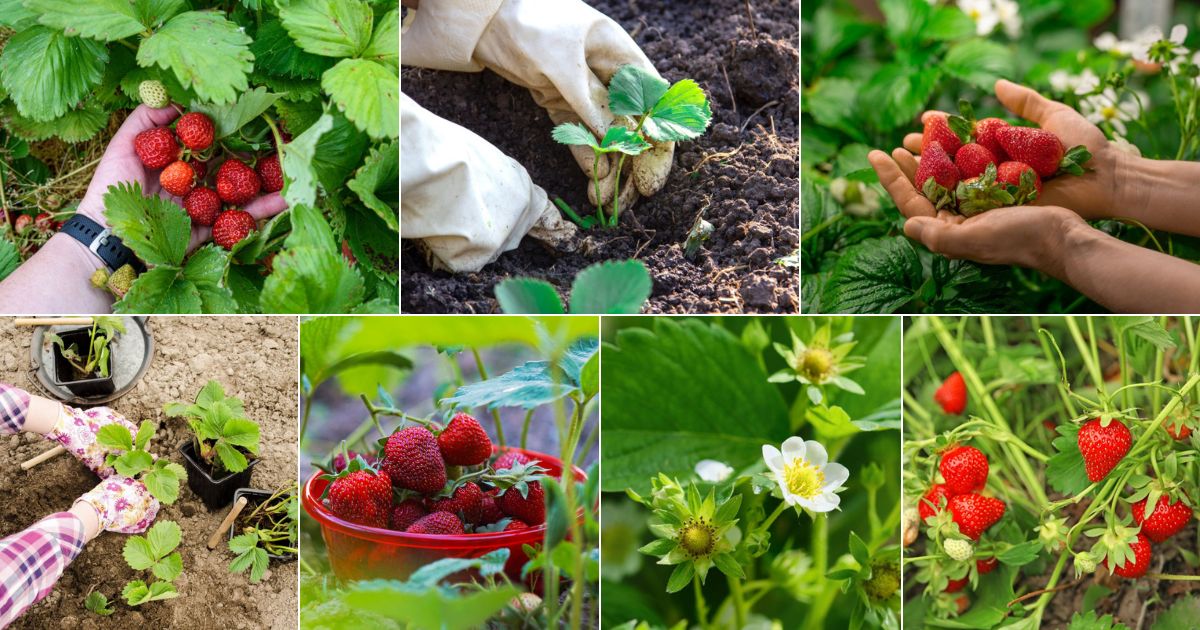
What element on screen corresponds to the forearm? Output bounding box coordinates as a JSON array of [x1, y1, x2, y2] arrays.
[[0, 513, 88, 627], [1050, 222, 1200, 313], [0, 233, 113, 314], [1113, 156, 1200, 237]]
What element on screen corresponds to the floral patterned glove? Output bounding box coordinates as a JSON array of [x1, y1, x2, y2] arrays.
[[74, 475, 159, 535], [47, 404, 139, 478]]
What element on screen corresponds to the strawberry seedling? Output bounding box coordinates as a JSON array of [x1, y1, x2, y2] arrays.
[[45, 316, 125, 381], [552, 65, 712, 227], [494, 258, 652, 314], [121, 520, 184, 606], [228, 484, 298, 584], [95, 420, 188, 505], [165, 380, 261, 475]]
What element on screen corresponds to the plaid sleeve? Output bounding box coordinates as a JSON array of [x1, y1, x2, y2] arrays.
[[0, 513, 86, 628], [0, 384, 30, 436]]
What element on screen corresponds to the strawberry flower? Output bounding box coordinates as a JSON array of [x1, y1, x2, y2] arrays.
[[694, 459, 734, 483], [829, 178, 881, 218], [771, 323, 865, 404], [1081, 88, 1140, 137], [763, 437, 849, 514]]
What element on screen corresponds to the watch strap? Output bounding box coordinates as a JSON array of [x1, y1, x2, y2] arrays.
[[60, 215, 144, 273]]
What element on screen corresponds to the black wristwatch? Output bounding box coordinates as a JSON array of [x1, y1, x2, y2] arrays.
[[60, 215, 144, 273]]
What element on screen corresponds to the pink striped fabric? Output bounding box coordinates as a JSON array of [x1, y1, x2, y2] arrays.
[[0, 513, 85, 628], [0, 384, 29, 436]]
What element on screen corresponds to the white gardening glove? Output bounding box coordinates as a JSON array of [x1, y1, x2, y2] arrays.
[[401, 0, 675, 208], [401, 93, 576, 273]]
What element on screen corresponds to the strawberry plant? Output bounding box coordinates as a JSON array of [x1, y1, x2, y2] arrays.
[[94, 419, 187, 505], [601, 317, 901, 628], [494, 259, 652, 314], [0, 0, 399, 313], [45, 316, 125, 379], [228, 484, 298, 584], [904, 316, 1200, 627], [164, 380, 260, 475], [551, 65, 712, 228]]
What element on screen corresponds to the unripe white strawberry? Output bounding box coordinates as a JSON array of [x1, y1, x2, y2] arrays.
[[944, 538, 974, 562], [138, 80, 169, 109]]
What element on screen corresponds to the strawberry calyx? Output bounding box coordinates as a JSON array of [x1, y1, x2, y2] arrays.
[[317, 451, 383, 502], [955, 164, 1015, 218], [484, 459, 549, 499], [1057, 145, 1093, 176]]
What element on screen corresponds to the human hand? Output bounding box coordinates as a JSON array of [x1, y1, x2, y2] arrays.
[[896, 80, 1131, 219], [74, 475, 159, 535], [76, 105, 287, 252], [472, 0, 674, 207], [46, 404, 139, 479]]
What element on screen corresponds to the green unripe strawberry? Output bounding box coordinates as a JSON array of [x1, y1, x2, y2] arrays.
[[106, 264, 137, 298], [138, 80, 169, 109], [944, 538, 974, 562]]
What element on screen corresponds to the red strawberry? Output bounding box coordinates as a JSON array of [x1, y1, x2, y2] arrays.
[[922, 113, 964, 157], [257, 154, 284, 193], [175, 112, 214, 151], [212, 209, 257, 250], [974, 118, 1009, 160], [476, 494, 505, 525], [915, 142, 960, 209], [944, 577, 968, 593], [216, 159, 262, 205], [1108, 533, 1152, 578], [13, 214, 31, 234], [183, 187, 221, 226], [438, 413, 492, 466], [934, 372, 967, 415], [389, 499, 428, 531], [406, 511, 464, 535], [159, 160, 196, 197], [947, 494, 1006, 541], [497, 480, 545, 526], [996, 126, 1064, 177], [429, 482, 484, 523], [133, 127, 178, 169], [939, 446, 989, 495], [327, 469, 392, 528], [1132, 495, 1191, 543], [1077, 418, 1132, 482], [384, 426, 448, 494], [955, 144, 998, 179], [996, 161, 1043, 197], [918, 483, 954, 520], [190, 159, 208, 181], [976, 557, 998, 574], [1167, 421, 1192, 440], [503, 519, 530, 532], [494, 450, 533, 472]]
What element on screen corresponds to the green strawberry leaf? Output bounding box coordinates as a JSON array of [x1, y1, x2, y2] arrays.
[[114, 450, 154, 477], [609, 65, 669, 117], [0, 26, 107, 122], [24, 0, 185, 41], [182, 245, 237, 314], [104, 182, 189, 267], [347, 141, 399, 232], [190, 87, 282, 141], [96, 424, 134, 451], [134, 421, 155, 451], [113, 267, 203, 314], [250, 19, 335, 80], [152, 551, 183, 582], [84, 591, 114, 615], [568, 259, 652, 314], [642, 79, 712, 142], [1058, 145, 1093, 176], [495, 278, 565, 314], [277, 0, 374, 58], [146, 520, 182, 557], [2, 101, 107, 143], [260, 206, 365, 313], [321, 58, 398, 140], [143, 461, 185, 505], [137, 11, 253, 105]]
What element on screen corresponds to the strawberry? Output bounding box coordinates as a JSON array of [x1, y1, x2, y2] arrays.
[[494, 450, 533, 472], [1166, 421, 1192, 440], [497, 480, 545, 526], [973, 117, 1009, 161], [34, 212, 56, 232], [915, 142, 960, 210], [183, 187, 221, 226], [212, 209, 257, 250], [1077, 418, 1131, 482], [406, 511, 464, 535], [216, 159, 262, 205], [996, 126, 1064, 177], [257, 154, 284, 193], [1132, 495, 1191, 543], [939, 445, 989, 495], [175, 112, 214, 151], [922, 113, 964, 157], [330, 450, 374, 472], [327, 469, 392, 528], [159, 160, 196, 197], [944, 577, 968, 593], [137, 80, 169, 109], [384, 426, 448, 494], [438, 412, 492, 466], [429, 482, 484, 523], [955, 144, 998, 179], [389, 499, 428, 531], [1108, 533, 1152, 578], [996, 161, 1042, 202], [934, 372, 967, 415], [133, 127, 179, 169], [13, 214, 31, 234], [190, 159, 208, 181], [503, 519, 530, 532], [976, 557, 998, 574], [476, 494, 505, 525], [919, 483, 954, 520], [947, 493, 1006, 541]]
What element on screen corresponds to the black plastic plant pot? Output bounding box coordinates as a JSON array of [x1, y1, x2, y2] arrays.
[[51, 328, 115, 397], [178, 440, 259, 510], [230, 488, 296, 562]]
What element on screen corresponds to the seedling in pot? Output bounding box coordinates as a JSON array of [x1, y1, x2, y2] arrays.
[[228, 484, 298, 583], [552, 65, 713, 227], [46, 316, 125, 383], [95, 420, 187, 504], [165, 380, 261, 475]]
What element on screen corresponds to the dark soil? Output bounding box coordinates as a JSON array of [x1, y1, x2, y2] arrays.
[[401, 0, 799, 313]]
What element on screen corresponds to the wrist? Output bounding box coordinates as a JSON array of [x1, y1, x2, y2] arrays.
[[1049, 218, 1107, 283], [68, 500, 101, 542]]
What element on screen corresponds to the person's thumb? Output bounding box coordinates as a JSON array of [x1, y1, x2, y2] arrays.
[[995, 79, 1062, 126]]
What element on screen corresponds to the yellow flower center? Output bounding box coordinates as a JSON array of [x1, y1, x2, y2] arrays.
[[677, 517, 716, 558], [798, 348, 834, 383], [969, 9, 982, 20], [1101, 105, 1118, 120], [783, 458, 825, 499]]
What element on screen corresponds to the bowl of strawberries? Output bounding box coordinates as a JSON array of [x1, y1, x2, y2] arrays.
[[302, 412, 585, 582]]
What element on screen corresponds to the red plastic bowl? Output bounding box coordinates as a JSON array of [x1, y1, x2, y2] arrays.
[[302, 446, 585, 582]]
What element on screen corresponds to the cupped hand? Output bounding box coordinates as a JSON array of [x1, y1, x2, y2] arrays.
[[895, 79, 1126, 220], [74, 475, 159, 535], [76, 104, 287, 253]]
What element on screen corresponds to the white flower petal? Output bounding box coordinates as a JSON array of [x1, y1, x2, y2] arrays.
[[1171, 24, 1188, 45], [804, 440, 828, 468], [695, 459, 734, 482], [780, 436, 807, 462], [806, 494, 839, 513], [762, 444, 783, 472], [822, 462, 850, 489]]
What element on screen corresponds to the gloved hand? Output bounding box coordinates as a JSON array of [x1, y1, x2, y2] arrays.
[[46, 404, 139, 479], [401, 0, 674, 208], [74, 475, 159, 535]]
